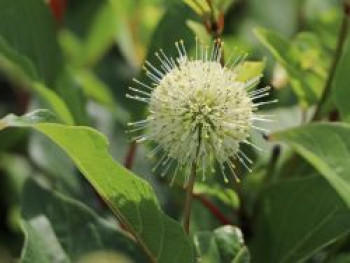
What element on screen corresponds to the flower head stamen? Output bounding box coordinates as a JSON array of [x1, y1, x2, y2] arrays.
[[127, 39, 275, 183]]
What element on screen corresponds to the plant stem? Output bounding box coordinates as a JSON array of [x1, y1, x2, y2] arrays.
[[170, 180, 233, 225], [195, 194, 232, 225], [183, 162, 197, 235], [311, 8, 349, 121], [124, 141, 137, 169], [264, 145, 281, 182]]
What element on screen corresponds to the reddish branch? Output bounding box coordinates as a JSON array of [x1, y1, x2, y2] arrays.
[[194, 194, 232, 225], [48, 0, 67, 24], [124, 141, 138, 169]]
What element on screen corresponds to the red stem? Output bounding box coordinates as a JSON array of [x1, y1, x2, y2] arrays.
[[49, 0, 67, 24], [194, 194, 232, 225], [124, 141, 137, 169]]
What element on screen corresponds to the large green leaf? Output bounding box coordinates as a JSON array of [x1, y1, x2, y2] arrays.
[[194, 226, 250, 263], [249, 176, 350, 263], [0, 110, 194, 263], [21, 179, 145, 262], [334, 18, 350, 123], [0, 0, 63, 85], [272, 123, 350, 208]]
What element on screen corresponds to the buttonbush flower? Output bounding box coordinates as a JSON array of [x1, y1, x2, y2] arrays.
[[127, 39, 276, 183]]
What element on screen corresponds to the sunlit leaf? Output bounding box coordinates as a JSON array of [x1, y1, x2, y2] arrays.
[[194, 183, 239, 208], [255, 27, 323, 107], [235, 61, 265, 82], [0, 110, 194, 263]]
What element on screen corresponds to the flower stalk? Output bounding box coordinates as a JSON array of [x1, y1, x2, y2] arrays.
[[182, 161, 197, 235]]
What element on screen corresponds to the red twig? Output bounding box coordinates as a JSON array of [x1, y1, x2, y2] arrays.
[[124, 141, 138, 169], [49, 0, 67, 24], [194, 194, 232, 225]]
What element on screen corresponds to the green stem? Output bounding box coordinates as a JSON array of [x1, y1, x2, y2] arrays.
[[182, 162, 197, 235], [311, 9, 349, 121]]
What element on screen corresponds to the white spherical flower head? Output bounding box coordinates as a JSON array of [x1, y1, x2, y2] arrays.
[[127, 39, 276, 183]]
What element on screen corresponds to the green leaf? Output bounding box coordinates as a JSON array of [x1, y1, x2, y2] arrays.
[[83, 1, 119, 67], [330, 253, 350, 263], [21, 219, 66, 263], [235, 61, 265, 82], [183, 0, 234, 17], [194, 183, 239, 208], [334, 19, 350, 123], [28, 132, 81, 196], [0, 110, 194, 263], [60, 2, 119, 68], [0, 0, 63, 85], [0, 36, 38, 81], [0, 110, 58, 130], [21, 179, 145, 262], [182, 0, 210, 16], [290, 32, 329, 79], [54, 69, 90, 125], [249, 176, 350, 263], [272, 123, 350, 208], [215, 0, 236, 13], [195, 226, 250, 263], [186, 20, 211, 45], [32, 83, 75, 125], [59, 30, 85, 67], [74, 70, 116, 109], [254, 28, 321, 107], [304, 0, 342, 49]]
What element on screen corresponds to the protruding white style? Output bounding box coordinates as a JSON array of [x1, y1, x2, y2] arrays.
[[127, 39, 276, 183]]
